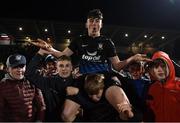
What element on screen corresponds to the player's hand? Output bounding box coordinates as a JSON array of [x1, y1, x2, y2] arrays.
[[28, 38, 52, 50], [132, 54, 152, 62], [72, 67, 82, 79]]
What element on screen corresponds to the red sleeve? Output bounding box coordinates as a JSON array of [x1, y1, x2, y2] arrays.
[[34, 88, 46, 122]]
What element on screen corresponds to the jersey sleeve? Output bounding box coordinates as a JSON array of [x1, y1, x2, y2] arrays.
[[104, 39, 117, 58]]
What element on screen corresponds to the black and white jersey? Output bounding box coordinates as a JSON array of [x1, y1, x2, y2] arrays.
[[68, 35, 117, 74]]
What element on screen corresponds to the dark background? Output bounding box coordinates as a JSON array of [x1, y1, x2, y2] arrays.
[[0, 0, 180, 63], [1, 0, 180, 30]]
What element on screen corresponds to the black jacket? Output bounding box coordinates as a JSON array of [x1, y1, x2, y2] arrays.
[[25, 54, 73, 121]]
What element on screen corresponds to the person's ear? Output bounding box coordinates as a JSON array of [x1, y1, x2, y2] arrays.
[[70, 64, 73, 71], [101, 22, 103, 28], [85, 22, 88, 28]]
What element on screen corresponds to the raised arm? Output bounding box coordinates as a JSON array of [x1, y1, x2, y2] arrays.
[[51, 47, 74, 58], [30, 38, 74, 58], [110, 54, 151, 71], [25, 48, 58, 90]]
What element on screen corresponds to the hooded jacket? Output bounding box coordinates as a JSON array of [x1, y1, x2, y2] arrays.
[[145, 51, 180, 122]]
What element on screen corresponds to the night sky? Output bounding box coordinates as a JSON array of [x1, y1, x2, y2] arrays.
[[0, 0, 180, 63], [1, 0, 180, 31]]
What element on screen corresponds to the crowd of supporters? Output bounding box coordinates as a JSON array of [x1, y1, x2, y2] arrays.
[[0, 9, 180, 122]]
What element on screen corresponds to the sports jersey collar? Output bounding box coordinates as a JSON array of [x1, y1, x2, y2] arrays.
[[87, 35, 103, 40]]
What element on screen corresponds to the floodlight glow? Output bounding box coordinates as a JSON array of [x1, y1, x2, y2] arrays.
[[45, 29, 48, 32], [68, 30, 71, 34], [19, 27, 23, 31], [125, 33, 128, 37]]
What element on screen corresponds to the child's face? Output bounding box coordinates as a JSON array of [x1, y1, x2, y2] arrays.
[[88, 89, 103, 102], [128, 65, 142, 80], [149, 60, 169, 82]]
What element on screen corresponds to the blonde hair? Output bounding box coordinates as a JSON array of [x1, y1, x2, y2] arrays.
[[84, 74, 105, 95]]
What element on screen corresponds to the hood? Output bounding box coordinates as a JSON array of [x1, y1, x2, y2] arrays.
[[2, 73, 13, 81], [1, 73, 15, 82], [152, 51, 176, 89], [1, 73, 25, 82]]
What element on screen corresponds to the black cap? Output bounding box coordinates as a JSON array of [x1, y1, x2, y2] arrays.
[[87, 9, 103, 19], [6, 54, 26, 68], [44, 55, 57, 64]]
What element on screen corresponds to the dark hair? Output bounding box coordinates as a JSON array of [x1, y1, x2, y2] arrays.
[[57, 55, 71, 62], [87, 9, 103, 19], [128, 61, 141, 69], [144, 59, 165, 72]]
